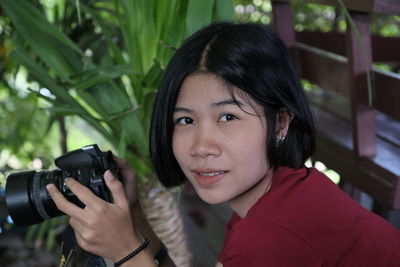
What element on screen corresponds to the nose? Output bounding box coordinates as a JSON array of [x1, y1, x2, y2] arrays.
[[189, 127, 221, 158]]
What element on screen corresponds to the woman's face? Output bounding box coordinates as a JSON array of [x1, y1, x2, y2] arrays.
[[172, 73, 270, 205]]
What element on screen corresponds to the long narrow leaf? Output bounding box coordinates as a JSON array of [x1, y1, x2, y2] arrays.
[[79, 3, 128, 66], [71, 65, 136, 91], [1, 0, 84, 80], [11, 47, 115, 144], [0, 0, 83, 55], [186, 0, 215, 36], [142, 60, 163, 87], [11, 47, 77, 107]]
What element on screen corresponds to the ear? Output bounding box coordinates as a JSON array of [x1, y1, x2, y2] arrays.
[[275, 108, 294, 140]]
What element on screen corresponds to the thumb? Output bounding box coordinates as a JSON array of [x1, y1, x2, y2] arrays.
[[104, 170, 129, 209]]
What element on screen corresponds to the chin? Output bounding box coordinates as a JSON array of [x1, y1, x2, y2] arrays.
[[196, 190, 229, 205]]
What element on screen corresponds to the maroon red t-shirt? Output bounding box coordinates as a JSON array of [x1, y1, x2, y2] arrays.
[[218, 167, 400, 266]]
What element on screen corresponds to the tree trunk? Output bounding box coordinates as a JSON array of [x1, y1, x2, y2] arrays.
[[139, 181, 192, 267]]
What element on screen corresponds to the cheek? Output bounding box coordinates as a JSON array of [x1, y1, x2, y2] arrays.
[[233, 127, 269, 175], [233, 126, 267, 158], [172, 131, 187, 167], [172, 133, 180, 162], [253, 134, 269, 171]]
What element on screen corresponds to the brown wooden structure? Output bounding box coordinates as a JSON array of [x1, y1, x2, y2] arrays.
[[272, 0, 400, 219]]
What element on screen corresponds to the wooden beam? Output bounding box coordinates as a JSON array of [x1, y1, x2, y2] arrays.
[[271, 1, 296, 49], [296, 31, 346, 57], [372, 36, 400, 62], [310, 104, 400, 209], [373, 69, 400, 120], [373, 0, 400, 14], [307, 87, 400, 148], [394, 180, 400, 209], [296, 31, 400, 62], [296, 43, 350, 97], [275, 0, 400, 14], [346, 11, 376, 157]]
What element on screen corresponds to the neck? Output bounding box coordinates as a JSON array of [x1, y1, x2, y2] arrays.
[[228, 168, 274, 218]]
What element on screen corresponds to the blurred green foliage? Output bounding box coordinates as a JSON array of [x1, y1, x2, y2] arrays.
[[234, 0, 400, 37], [0, 0, 234, 255], [0, 0, 234, 185]]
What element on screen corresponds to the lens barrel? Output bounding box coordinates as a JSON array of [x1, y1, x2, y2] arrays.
[[6, 171, 42, 226], [5, 170, 63, 227]]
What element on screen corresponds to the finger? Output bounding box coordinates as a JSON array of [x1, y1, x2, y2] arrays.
[[113, 154, 136, 182], [112, 154, 127, 167], [111, 155, 138, 205], [46, 183, 85, 218], [104, 170, 129, 208], [65, 178, 105, 208]]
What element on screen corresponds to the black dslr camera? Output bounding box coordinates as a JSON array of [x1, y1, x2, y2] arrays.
[[5, 144, 115, 227]]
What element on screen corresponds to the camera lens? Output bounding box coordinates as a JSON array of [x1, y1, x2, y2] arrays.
[[5, 170, 64, 227]]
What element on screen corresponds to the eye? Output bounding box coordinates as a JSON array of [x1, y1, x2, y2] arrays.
[[219, 113, 238, 122], [175, 117, 194, 125]]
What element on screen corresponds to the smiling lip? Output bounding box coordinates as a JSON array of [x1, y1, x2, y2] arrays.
[[191, 169, 227, 187]]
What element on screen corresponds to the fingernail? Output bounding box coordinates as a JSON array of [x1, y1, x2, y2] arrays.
[[46, 184, 53, 192], [64, 178, 69, 187], [105, 171, 114, 181]]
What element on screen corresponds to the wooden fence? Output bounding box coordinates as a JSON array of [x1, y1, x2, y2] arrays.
[[272, 0, 400, 224]]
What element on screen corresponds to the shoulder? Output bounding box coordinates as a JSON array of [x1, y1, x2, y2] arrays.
[[231, 218, 316, 250], [221, 218, 322, 266], [251, 167, 367, 220]]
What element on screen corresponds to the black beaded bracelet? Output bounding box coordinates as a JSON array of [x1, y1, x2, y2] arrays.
[[154, 242, 168, 264], [114, 238, 150, 267]]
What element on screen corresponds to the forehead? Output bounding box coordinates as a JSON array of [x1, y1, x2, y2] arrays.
[[176, 72, 257, 108], [178, 72, 229, 100]]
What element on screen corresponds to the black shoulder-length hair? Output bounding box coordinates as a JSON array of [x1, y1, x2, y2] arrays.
[[150, 22, 315, 188]]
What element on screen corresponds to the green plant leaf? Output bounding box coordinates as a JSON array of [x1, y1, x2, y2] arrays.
[[1, 0, 84, 79], [142, 60, 163, 87], [118, 128, 127, 158], [71, 65, 136, 91], [186, 0, 215, 36], [214, 0, 234, 21], [45, 106, 86, 117], [11, 47, 77, 107]]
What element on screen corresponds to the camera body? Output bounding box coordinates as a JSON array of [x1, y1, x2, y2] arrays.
[[5, 144, 115, 227]]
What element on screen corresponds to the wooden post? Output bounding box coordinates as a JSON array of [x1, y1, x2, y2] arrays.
[[346, 11, 376, 157], [271, 1, 296, 50]]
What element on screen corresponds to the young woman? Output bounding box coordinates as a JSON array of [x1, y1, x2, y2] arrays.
[[47, 22, 400, 266]]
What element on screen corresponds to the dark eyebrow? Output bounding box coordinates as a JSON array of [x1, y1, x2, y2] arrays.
[[210, 99, 244, 108], [174, 107, 193, 113], [174, 99, 244, 113]]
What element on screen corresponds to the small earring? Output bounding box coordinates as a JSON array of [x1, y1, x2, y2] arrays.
[[276, 135, 286, 147]]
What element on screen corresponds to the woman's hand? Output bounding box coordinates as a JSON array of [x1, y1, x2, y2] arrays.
[[46, 170, 141, 262], [113, 155, 139, 207]]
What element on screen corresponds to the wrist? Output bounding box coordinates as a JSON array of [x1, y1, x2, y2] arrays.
[[113, 238, 150, 267], [111, 234, 143, 262]]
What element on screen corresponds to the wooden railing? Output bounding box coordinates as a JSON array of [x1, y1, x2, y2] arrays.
[[271, 0, 400, 224]]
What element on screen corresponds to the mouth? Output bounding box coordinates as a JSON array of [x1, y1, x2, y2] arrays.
[[191, 169, 228, 187]]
